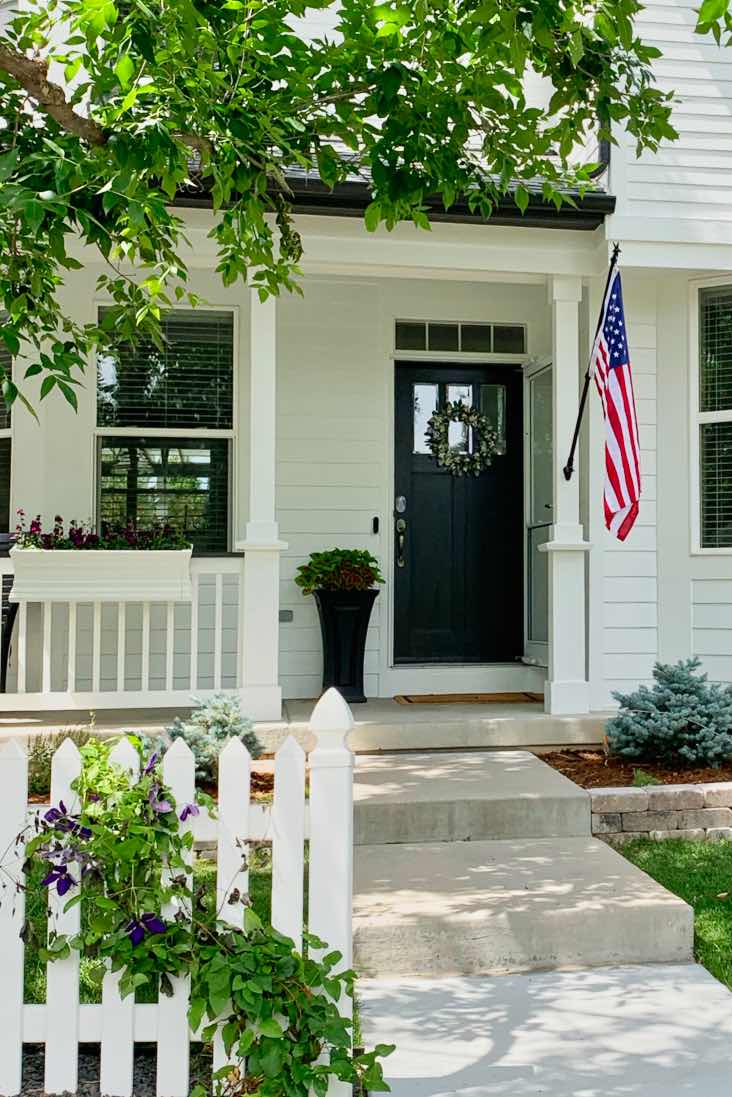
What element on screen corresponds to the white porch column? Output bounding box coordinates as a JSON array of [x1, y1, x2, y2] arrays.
[[540, 275, 590, 715], [237, 290, 286, 721]]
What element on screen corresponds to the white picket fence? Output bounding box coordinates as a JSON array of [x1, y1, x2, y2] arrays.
[[0, 689, 355, 1097]]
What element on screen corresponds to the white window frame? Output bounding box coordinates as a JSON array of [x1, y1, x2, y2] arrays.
[[523, 357, 552, 667], [93, 302, 239, 553], [689, 275, 732, 555]]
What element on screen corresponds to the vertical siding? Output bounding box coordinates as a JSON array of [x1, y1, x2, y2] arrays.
[[601, 275, 659, 700]]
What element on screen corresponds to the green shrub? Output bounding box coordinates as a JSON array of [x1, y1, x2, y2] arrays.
[[162, 693, 262, 783], [27, 726, 96, 797], [294, 548, 384, 596], [607, 658, 732, 768]]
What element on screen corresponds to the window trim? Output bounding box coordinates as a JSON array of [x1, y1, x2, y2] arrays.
[[690, 275, 732, 555], [93, 302, 239, 554]]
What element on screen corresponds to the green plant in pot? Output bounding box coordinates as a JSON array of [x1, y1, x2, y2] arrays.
[[295, 549, 384, 703]]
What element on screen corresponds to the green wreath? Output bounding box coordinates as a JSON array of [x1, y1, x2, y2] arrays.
[[425, 400, 500, 476]]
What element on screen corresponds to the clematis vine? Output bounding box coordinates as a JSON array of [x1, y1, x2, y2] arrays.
[[148, 785, 173, 814], [143, 752, 159, 776], [179, 803, 199, 823], [127, 913, 167, 946], [41, 864, 75, 896], [44, 801, 92, 839]]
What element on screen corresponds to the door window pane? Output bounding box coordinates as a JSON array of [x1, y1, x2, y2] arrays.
[[494, 325, 526, 354], [530, 368, 553, 525], [447, 384, 472, 451], [528, 525, 550, 642], [413, 383, 438, 454], [428, 323, 459, 352], [480, 384, 507, 454], [99, 437, 230, 552]]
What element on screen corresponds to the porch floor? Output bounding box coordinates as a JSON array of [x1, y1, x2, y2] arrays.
[[0, 697, 609, 753]]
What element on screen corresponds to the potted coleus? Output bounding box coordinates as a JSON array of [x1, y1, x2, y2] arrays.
[[10, 511, 193, 603], [295, 548, 384, 704]]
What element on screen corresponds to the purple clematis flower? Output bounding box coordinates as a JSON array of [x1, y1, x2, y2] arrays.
[[179, 802, 200, 823], [41, 865, 75, 896], [148, 785, 173, 814], [127, 913, 167, 946], [143, 752, 159, 776], [43, 801, 91, 839]]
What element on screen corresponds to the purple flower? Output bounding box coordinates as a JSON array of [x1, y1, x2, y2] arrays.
[[127, 913, 167, 946], [143, 752, 159, 776], [179, 802, 200, 823], [148, 785, 173, 814], [41, 865, 75, 896], [43, 801, 91, 839]]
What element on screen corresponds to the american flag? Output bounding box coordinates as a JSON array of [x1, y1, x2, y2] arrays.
[[591, 267, 641, 541]]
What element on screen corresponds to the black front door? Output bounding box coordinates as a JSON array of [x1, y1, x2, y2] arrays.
[[394, 363, 523, 664]]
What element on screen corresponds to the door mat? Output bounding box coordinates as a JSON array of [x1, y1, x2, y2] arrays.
[[394, 691, 544, 705]]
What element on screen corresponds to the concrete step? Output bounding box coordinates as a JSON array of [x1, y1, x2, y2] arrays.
[[358, 964, 732, 1096], [354, 750, 590, 844], [353, 836, 693, 977]]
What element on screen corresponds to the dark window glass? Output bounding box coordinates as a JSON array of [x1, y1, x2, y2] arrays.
[[413, 383, 438, 454], [395, 321, 427, 350], [700, 286, 732, 413], [428, 323, 459, 351], [460, 324, 492, 352], [0, 438, 10, 531], [97, 310, 234, 429], [493, 325, 526, 354], [701, 421, 732, 548], [0, 344, 10, 430], [99, 437, 229, 553]]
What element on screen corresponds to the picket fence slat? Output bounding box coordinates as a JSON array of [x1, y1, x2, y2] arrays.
[[0, 740, 28, 1096], [100, 739, 140, 1097], [157, 740, 195, 1097], [271, 737, 306, 950], [0, 692, 355, 1097], [45, 739, 83, 1096], [212, 738, 251, 1072]]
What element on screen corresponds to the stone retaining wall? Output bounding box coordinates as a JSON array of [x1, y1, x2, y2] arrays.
[[590, 783, 732, 843]]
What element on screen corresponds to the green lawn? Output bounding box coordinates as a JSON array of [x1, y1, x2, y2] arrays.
[[622, 837, 732, 990]]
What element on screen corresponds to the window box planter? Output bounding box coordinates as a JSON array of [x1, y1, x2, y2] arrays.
[[9, 546, 193, 603]]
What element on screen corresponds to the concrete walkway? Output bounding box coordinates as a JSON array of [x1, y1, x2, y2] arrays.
[[360, 965, 732, 1096], [355, 748, 732, 1094]]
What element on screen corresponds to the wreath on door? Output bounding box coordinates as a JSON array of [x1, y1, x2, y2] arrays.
[[425, 400, 500, 477]]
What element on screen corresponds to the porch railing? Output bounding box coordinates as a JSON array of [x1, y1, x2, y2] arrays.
[[0, 556, 246, 710]]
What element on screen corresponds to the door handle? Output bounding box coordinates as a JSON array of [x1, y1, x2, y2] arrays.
[[396, 518, 406, 568]]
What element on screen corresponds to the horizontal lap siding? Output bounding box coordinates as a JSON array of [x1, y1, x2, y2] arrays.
[[601, 277, 659, 701], [693, 580, 732, 681], [277, 280, 385, 700], [619, 1, 732, 229]]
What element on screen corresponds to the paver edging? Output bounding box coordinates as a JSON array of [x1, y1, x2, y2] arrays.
[[590, 782, 732, 843]]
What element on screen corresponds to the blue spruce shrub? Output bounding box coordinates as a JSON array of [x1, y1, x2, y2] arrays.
[[607, 658, 732, 768], [162, 693, 263, 783]]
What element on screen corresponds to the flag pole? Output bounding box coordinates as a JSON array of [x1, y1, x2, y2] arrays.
[[562, 242, 621, 482]]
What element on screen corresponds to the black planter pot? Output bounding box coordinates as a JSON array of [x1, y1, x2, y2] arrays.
[[313, 588, 379, 704]]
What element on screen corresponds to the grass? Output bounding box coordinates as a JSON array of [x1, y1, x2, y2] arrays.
[[24, 849, 274, 1004], [622, 837, 732, 990]]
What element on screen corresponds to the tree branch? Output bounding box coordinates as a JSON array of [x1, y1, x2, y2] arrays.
[[0, 44, 107, 145]]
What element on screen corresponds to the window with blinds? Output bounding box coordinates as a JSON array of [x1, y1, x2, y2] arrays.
[[98, 437, 230, 553], [96, 308, 235, 552], [0, 343, 11, 530], [0, 344, 11, 431], [97, 309, 234, 429], [699, 288, 732, 548]]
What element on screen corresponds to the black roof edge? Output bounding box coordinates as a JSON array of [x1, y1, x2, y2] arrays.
[[174, 167, 615, 232]]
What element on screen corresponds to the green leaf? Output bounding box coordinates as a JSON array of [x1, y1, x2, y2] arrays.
[[364, 201, 382, 232], [699, 0, 728, 23], [115, 53, 135, 88], [514, 185, 530, 213], [259, 1018, 284, 1039], [40, 376, 56, 400]]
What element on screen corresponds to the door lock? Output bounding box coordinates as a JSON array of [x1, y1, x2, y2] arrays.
[[396, 518, 407, 568]]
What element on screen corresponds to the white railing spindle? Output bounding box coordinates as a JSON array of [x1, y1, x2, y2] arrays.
[[271, 737, 306, 950], [42, 601, 52, 693], [67, 601, 77, 692], [16, 602, 26, 693], [0, 740, 28, 1096], [116, 601, 126, 693], [100, 739, 140, 1097], [165, 602, 175, 692], [45, 739, 83, 1095], [189, 573, 199, 691], [213, 573, 223, 690], [92, 601, 102, 693], [141, 603, 151, 693]]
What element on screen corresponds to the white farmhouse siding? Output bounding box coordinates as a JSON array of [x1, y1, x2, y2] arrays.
[[611, 0, 732, 244]]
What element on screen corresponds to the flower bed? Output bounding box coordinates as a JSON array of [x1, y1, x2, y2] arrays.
[[542, 749, 732, 789]]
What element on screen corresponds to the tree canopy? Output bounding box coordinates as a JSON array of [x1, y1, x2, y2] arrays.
[[0, 0, 678, 412]]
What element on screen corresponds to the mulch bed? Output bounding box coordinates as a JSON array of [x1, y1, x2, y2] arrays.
[[542, 749, 732, 789]]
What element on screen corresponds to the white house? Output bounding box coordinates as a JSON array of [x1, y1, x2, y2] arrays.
[[0, 0, 730, 723]]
